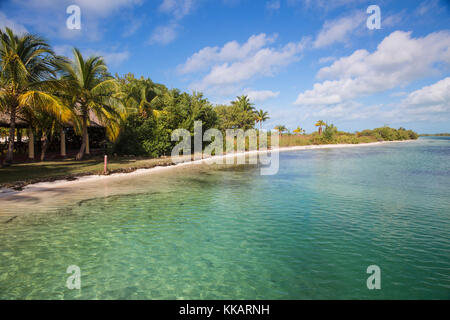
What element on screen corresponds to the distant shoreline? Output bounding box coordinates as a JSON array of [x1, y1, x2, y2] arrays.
[[0, 139, 416, 195]]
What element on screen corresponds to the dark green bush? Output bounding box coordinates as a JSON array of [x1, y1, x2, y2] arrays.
[[321, 124, 338, 143]]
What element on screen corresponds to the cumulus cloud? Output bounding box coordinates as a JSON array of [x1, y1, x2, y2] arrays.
[[178, 33, 277, 74], [299, 77, 450, 124], [402, 77, 450, 109], [245, 90, 280, 102], [182, 33, 307, 94], [295, 30, 450, 106], [313, 12, 365, 48]]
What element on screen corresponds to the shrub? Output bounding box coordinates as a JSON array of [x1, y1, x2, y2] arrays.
[[321, 124, 338, 143], [336, 134, 359, 144]]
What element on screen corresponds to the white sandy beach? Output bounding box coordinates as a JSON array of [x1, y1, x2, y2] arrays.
[[0, 139, 416, 195]]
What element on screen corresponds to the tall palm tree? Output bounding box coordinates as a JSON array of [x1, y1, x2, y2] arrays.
[[315, 120, 326, 135], [274, 125, 287, 136], [293, 126, 305, 135], [255, 109, 269, 129], [0, 27, 70, 163], [56, 48, 124, 160], [232, 95, 255, 112], [121, 75, 161, 118]]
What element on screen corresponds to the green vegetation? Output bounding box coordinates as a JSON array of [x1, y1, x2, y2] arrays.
[[277, 125, 418, 147], [0, 27, 71, 163], [55, 48, 124, 160], [357, 126, 419, 141], [0, 28, 419, 185]]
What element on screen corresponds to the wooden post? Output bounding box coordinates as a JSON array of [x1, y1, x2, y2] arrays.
[[86, 130, 90, 155], [60, 128, 66, 157], [28, 128, 34, 160], [104, 155, 107, 174]]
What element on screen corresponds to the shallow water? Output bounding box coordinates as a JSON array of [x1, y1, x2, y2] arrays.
[[0, 138, 449, 299]]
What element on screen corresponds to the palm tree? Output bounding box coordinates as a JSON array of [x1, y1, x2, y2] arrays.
[[232, 95, 255, 112], [315, 120, 326, 135], [0, 27, 70, 163], [55, 48, 124, 160], [255, 109, 269, 129], [274, 125, 287, 136], [293, 126, 305, 135], [121, 74, 161, 118]]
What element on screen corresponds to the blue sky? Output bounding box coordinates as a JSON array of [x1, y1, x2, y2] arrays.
[[1, 0, 449, 133]]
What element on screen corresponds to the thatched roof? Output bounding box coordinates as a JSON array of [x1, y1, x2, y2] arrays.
[[0, 111, 104, 128], [0, 112, 28, 128]]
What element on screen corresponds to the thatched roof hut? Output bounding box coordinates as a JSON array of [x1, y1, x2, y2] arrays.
[[0, 112, 28, 128], [0, 111, 104, 128]]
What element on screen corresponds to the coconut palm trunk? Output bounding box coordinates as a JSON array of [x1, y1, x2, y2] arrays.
[[60, 129, 66, 157], [55, 48, 124, 160], [76, 110, 88, 160], [28, 128, 34, 160], [6, 104, 17, 163], [40, 132, 49, 161]]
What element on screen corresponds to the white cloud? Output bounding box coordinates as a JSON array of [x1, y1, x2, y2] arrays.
[[245, 90, 280, 102], [17, 0, 142, 16], [390, 91, 408, 97], [402, 77, 450, 109], [53, 44, 73, 57], [184, 34, 307, 93], [179, 33, 277, 74], [383, 12, 404, 28], [7, 0, 143, 41], [288, 0, 365, 11], [298, 78, 450, 124], [318, 56, 336, 64], [0, 11, 28, 34], [295, 30, 450, 106], [266, 1, 281, 11], [122, 18, 144, 37], [101, 50, 130, 66], [148, 23, 178, 45], [415, 0, 440, 16], [313, 12, 365, 48], [380, 78, 450, 123], [159, 0, 195, 19], [149, 0, 197, 45], [54, 45, 129, 67], [302, 101, 377, 121]]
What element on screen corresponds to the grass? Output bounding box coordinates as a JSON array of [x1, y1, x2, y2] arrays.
[[0, 156, 174, 187]]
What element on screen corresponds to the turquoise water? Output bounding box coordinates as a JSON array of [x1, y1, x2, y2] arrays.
[[0, 137, 449, 299]]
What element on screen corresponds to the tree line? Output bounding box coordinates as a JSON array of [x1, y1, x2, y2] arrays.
[[0, 28, 269, 163], [0, 28, 418, 164]]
